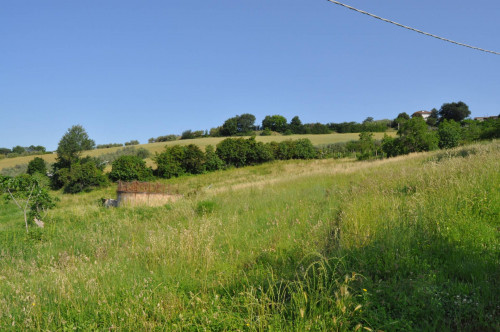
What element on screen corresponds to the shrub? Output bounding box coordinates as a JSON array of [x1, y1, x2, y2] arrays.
[[155, 145, 186, 179], [96, 143, 123, 149], [124, 140, 140, 146], [59, 160, 109, 193], [260, 129, 272, 136], [204, 145, 224, 172], [27, 157, 47, 175], [182, 144, 205, 174], [294, 138, 317, 159], [438, 120, 462, 149], [216, 138, 249, 167], [109, 155, 153, 182], [0, 164, 28, 177]]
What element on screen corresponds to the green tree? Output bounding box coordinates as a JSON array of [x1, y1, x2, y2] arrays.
[[0, 174, 56, 232], [262, 115, 288, 133], [392, 112, 410, 129], [56, 125, 96, 168], [220, 117, 238, 136], [397, 117, 438, 154], [12, 146, 26, 154], [27, 157, 47, 175], [237, 113, 256, 135], [289, 116, 305, 134], [438, 101, 471, 122], [358, 132, 375, 160]]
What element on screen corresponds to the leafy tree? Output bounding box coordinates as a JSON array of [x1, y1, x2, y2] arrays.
[[27, 145, 46, 153], [0, 174, 56, 232], [438, 101, 471, 122], [289, 116, 305, 134], [438, 120, 462, 149], [358, 132, 375, 160], [426, 108, 439, 126], [12, 146, 26, 154], [55, 125, 96, 168], [109, 155, 153, 182], [220, 117, 238, 136], [0, 148, 11, 155], [392, 112, 410, 129], [154, 145, 186, 179], [27, 157, 47, 175], [262, 115, 288, 133], [304, 123, 330, 134], [397, 117, 438, 154], [237, 113, 256, 135], [221, 114, 256, 136], [363, 117, 374, 124]]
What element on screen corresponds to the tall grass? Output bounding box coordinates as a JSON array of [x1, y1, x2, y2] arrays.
[[0, 142, 498, 330]]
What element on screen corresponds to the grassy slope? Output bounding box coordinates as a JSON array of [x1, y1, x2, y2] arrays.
[[0, 132, 394, 171], [0, 141, 498, 331]]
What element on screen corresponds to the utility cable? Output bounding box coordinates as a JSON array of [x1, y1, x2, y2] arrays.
[[326, 0, 500, 56]]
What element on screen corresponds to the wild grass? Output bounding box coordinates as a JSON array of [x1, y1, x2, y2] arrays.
[[0, 141, 498, 331]]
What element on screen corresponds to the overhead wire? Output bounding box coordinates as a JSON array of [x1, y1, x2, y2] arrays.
[[325, 0, 500, 56]]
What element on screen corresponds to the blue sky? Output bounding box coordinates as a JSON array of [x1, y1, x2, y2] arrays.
[[1, 0, 499, 151]]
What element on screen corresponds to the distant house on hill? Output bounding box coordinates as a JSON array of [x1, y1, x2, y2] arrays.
[[474, 116, 498, 121], [412, 111, 432, 120]]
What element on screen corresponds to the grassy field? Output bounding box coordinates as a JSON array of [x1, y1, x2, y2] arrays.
[[0, 132, 394, 172], [0, 141, 498, 330]]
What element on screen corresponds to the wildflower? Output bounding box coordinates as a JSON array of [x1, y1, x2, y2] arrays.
[[363, 289, 367, 292], [32, 302, 35, 306]]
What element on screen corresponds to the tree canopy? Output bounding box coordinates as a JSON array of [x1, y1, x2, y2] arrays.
[[438, 101, 471, 122], [56, 125, 96, 167]]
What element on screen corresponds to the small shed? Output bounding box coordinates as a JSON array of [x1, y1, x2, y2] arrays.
[[117, 181, 181, 207]]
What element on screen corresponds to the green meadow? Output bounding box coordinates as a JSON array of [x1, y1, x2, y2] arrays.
[[0, 141, 499, 331]]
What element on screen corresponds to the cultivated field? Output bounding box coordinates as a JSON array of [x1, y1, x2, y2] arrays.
[[0, 132, 394, 172], [0, 141, 498, 330]]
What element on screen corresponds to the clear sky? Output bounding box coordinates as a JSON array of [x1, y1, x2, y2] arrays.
[[1, 0, 499, 151]]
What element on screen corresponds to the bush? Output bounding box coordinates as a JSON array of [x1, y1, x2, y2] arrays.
[[216, 138, 250, 167], [96, 143, 123, 149], [59, 160, 109, 193], [98, 147, 150, 164], [204, 145, 224, 172], [155, 145, 186, 179], [149, 135, 178, 143], [438, 120, 462, 149], [294, 139, 317, 159], [124, 140, 140, 146], [260, 129, 272, 136], [27, 157, 47, 175], [109, 155, 153, 182], [182, 144, 205, 174]]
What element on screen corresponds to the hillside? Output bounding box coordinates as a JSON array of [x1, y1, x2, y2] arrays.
[[0, 132, 394, 172], [0, 141, 499, 330]]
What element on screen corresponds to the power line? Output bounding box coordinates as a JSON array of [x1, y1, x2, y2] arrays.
[[326, 0, 500, 56]]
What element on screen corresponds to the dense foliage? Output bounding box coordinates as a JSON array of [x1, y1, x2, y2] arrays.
[[109, 155, 153, 182], [27, 157, 47, 175]]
